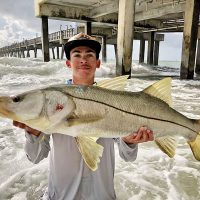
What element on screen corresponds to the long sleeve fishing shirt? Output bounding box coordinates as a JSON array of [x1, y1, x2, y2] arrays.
[[24, 132, 138, 200]]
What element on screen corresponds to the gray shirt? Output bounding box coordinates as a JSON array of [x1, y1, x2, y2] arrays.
[[25, 132, 138, 200]]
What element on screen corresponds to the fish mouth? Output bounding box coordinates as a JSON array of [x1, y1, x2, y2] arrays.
[[0, 97, 19, 121]]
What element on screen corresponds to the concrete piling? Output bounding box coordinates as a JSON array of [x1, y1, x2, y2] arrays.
[[154, 40, 160, 66], [139, 38, 145, 64], [195, 39, 200, 74], [41, 16, 50, 62], [116, 0, 136, 76], [102, 35, 107, 63], [180, 0, 200, 79], [147, 32, 154, 65]]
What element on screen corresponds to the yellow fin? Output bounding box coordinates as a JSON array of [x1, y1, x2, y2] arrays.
[[143, 78, 173, 107], [188, 133, 200, 161], [155, 136, 177, 158], [75, 136, 103, 171], [97, 75, 129, 91]]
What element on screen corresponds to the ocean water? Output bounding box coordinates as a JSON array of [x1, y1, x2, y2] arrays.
[[0, 57, 200, 200]]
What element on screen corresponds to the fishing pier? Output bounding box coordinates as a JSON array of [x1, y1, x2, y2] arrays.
[[0, 27, 164, 65], [0, 29, 76, 60], [0, 0, 200, 79]]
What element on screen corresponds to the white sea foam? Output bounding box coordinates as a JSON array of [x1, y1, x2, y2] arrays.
[[0, 57, 200, 200]]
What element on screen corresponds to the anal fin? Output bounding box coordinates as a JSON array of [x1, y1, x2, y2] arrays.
[[75, 136, 104, 171], [155, 136, 177, 158]]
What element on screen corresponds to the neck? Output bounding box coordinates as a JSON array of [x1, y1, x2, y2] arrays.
[[72, 77, 94, 86]]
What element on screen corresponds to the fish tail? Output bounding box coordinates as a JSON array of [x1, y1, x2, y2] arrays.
[[188, 132, 200, 161]]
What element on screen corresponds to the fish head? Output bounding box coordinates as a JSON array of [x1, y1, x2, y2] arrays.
[[0, 88, 76, 131], [0, 90, 44, 123]]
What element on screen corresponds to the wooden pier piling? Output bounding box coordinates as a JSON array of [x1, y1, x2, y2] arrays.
[[102, 35, 107, 63], [139, 39, 145, 64], [147, 32, 155, 65], [154, 40, 160, 66], [116, 0, 136, 76], [180, 0, 200, 79], [85, 22, 92, 35], [41, 16, 50, 62], [195, 39, 200, 74]]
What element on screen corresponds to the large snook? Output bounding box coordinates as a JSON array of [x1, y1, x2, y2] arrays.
[[0, 77, 199, 171]]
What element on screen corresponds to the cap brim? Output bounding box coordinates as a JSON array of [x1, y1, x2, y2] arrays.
[[64, 39, 101, 59]]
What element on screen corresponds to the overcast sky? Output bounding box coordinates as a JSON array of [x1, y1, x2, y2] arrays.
[[0, 0, 183, 61]]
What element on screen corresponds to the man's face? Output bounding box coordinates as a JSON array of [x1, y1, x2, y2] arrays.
[[66, 46, 100, 81]]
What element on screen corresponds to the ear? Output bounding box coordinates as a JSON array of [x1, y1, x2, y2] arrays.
[[96, 59, 101, 69], [66, 60, 71, 68]]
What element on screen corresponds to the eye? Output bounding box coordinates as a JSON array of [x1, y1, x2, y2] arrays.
[[12, 96, 21, 103], [73, 53, 80, 57]]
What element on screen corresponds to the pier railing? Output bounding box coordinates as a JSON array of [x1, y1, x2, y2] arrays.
[[0, 28, 76, 55]]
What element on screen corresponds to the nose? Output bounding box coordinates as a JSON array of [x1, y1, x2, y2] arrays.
[[80, 55, 88, 64]]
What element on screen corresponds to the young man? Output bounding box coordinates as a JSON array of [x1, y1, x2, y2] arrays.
[[13, 33, 154, 200]]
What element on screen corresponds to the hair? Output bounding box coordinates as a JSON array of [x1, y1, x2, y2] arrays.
[[68, 48, 100, 60]]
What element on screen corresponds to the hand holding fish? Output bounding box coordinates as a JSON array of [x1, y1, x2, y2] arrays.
[[13, 121, 41, 137], [122, 126, 154, 144]]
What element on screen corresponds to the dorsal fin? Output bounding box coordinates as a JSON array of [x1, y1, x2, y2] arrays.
[[143, 77, 173, 107], [97, 75, 129, 91]]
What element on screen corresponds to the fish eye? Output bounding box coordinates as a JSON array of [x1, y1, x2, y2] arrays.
[[12, 96, 21, 103]]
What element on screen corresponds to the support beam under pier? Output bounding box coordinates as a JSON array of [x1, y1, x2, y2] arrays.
[[57, 47, 59, 59], [52, 47, 55, 59], [102, 35, 107, 63], [41, 16, 50, 62], [85, 22, 92, 35], [195, 39, 200, 74], [34, 48, 37, 58], [116, 0, 136, 76], [61, 45, 64, 59], [147, 32, 154, 65], [139, 39, 145, 63], [22, 51, 25, 58], [26, 50, 30, 58], [180, 0, 200, 79], [154, 41, 160, 66]]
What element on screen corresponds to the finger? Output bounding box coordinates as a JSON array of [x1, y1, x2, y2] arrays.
[[130, 133, 137, 139], [147, 130, 154, 141], [134, 127, 147, 140], [142, 132, 149, 142], [133, 132, 142, 141]]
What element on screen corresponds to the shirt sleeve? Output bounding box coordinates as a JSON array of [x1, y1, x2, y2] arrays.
[[24, 131, 51, 164], [114, 138, 138, 162]]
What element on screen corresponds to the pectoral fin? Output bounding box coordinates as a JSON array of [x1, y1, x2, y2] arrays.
[[155, 136, 177, 158], [188, 133, 200, 161], [75, 136, 104, 171]]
